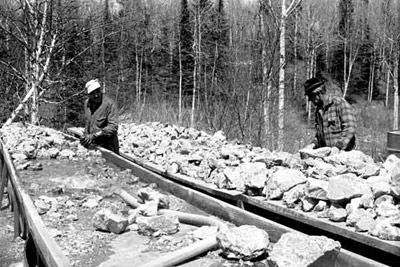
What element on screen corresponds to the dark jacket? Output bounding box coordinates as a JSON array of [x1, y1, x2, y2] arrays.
[[84, 96, 119, 154]]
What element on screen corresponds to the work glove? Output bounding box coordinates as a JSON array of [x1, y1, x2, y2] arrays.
[[80, 134, 95, 148], [335, 140, 344, 150]]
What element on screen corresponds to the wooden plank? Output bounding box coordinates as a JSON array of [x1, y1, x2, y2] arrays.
[[0, 140, 70, 267], [100, 146, 389, 267], [8, 181, 21, 238], [0, 158, 8, 208], [242, 196, 400, 257]]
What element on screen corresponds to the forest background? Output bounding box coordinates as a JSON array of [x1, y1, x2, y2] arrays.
[[0, 0, 399, 162]]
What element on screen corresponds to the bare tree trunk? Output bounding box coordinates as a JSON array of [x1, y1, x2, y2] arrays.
[[293, 10, 298, 96], [393, 52, 399, 130], [385, 64, 390, 107], [116, 24, 123, 104], [261, 5, 271, 149], [277, 0, 287, 151], [178, 41, 183, 124]]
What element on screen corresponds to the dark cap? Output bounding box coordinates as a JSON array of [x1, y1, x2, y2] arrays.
[[304, 77, 325, 96]]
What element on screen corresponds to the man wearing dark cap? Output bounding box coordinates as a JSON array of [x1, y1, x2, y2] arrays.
[[80, 79, 120, 154], [304, 77, 356, 151]]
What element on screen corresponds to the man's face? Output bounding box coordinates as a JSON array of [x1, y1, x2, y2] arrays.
[[88, 88, 102, 104], [308, 92, 323, 107]]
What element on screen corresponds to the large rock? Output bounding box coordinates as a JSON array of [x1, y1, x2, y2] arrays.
[[327, 173, 372, 203], [216, 225, 270, 260], [346, 208, 370, 227], [328, 205, 347, 222], [92, 209, 128, 234], [383, 154, 400, 183], [324, 150, 374, 168], [355, 215, 376, 232], [306, 178, 329, 201], [304, 158, 345, 180], [267, 232, 341, 267], [370, 218, 400, 241], [239, 162, 269, 189], [299, 147, 332, 159], [283, 183, 307, 208], [136, 214, 179, 236], [263, 167, 307, 200]]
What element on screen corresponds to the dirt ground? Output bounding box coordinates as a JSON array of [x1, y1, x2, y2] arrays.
[[4, 156, 268, 267], [0, 202, 24, 267]]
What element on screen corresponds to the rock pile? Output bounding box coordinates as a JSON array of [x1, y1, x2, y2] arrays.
[[119, 122, 400, 241], [0, 122, 344, 266], [0, 123, 100, 170]]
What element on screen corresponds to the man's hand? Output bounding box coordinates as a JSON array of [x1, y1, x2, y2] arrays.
[[335, 140, 344, 150], [80, 134, 95, 148], [304, 143, 315, 150]]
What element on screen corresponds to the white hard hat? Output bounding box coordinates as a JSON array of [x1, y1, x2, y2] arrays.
[[85, 79, 101, 94]]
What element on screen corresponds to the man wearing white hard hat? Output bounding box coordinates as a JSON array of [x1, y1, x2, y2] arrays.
[[80, 79, 119, 154]]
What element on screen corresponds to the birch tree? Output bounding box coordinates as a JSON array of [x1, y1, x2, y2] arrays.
[[275, 0, 302, 150], [1, 0, 59, 126]]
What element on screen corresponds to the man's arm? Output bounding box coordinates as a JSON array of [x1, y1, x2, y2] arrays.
[[83, 99, 90, 134], [338, 99, 356, 149], [97, 100, 118, 137]]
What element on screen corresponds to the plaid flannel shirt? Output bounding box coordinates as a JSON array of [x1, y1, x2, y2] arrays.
[[314, 95, 356, 150]]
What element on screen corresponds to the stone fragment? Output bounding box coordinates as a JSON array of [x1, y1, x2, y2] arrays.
[[66, 214, 78, 221], [267, 232, 340, 267], [221, 167, 245, 191], [324, 150, 374, 168], [47, 147, 60, 158], [92, 209, 128, 234], [327, 173, 372, 203], [263, 167, 307, 200], [191, 225, 219, 240], [370, 218, 400, 241], [374, 195, 394, 207], [138, 201, 158, 217], [383, 154, 400, 182], [359, 193, 374, 209], [375, 202, 400, 218], [127, 209, 139, 225], [370, 181, 391, 199], [313, 200, 328, 212], [359, 163, 380, 178], [34, 199, 50, 215], [299, 147, 332, 159], [355, 215, 376, 232], [136, 214, 179, 236], [217, 225, 270, 260], [239, 162, 269, 189], [82, 198, 99, 209], [12, 153, 27, 163], [306, 178, 329, 200], [59, 149, 75, 159], [328, 207, 347, 222], [346, 208, 369, 227], [301, 196, 318, 212], [166, 162, 180, 174], [283, 183, 306, 208]]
